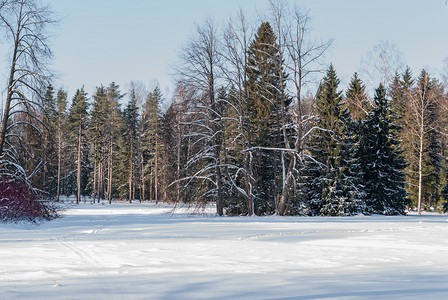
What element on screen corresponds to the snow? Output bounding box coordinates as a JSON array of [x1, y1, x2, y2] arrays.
[[1, 202, 448, 299]]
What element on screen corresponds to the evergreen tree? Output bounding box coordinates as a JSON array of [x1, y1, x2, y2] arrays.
[[89, 86, 109, 202], [389, 68, 413, 124], [344, 73, 370, 122], [66, 88, 90, 204], [55, 89, 68, 201], [105, 83, 124, 203], [120, 88, 140, 202], [359, 84, 407, 214], [442, 169, 448, 212], [306, 65, 361, 216], [141, 87, 163, 202], [159, 102, 180, 203], [41, 84, 58, 198], [389, 68, 413, 209], [245, 21, 289, 214]]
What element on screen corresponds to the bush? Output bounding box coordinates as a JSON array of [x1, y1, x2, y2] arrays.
[[0, 176, 58, 222]]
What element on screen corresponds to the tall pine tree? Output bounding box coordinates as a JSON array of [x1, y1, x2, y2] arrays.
[[55, 89, 68, 201], [141, 87, 163, 202], [120, 88, 141, 202], [67, 88, 90, 204]]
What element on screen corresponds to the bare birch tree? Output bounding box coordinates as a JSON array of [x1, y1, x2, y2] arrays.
[[360, 40, 405, 93]]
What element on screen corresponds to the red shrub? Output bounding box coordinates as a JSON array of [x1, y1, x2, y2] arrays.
[[0, 176, 57, 222]]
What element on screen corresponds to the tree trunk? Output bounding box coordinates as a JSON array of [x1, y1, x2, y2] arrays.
[[77, 124, 82, 204], [42, 130, 48, 191], [93, 160, 97, 203], [56, 131, 62, 202], [177, 125, 181, 203], [98, 160, 102, 203], [277, 155, 296, 215], [108, 140, 113, 204], [129, 142, 133, 203], [108, 113, 114, 205], [141, 155, 145, 202], [418, 126, 423, 215], [0, 27, 20, 156], [155, 117, 159, 203]]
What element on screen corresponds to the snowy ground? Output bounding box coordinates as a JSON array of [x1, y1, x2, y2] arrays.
[[1, 202, 448, 299]]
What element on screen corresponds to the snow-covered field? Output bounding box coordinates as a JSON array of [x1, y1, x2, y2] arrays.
[[1, 202, 448, 299]]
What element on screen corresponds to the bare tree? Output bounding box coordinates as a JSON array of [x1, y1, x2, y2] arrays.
[[221, 9, 256, 215], [270, 1, 332, 215], [360, 40, 405, 93], [172, 18, 225, 215], [0, 0, 55, 181]]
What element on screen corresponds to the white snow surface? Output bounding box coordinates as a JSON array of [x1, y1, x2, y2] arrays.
[[1, 202, 448, 299]]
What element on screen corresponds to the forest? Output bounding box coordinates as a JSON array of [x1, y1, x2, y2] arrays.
[[1, 0, 448, 221]]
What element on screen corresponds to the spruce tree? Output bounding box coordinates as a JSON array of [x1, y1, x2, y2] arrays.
[[41, 84, 59, 198], [389, 68, 413, 209], [345, 73, 370, 122], [245, 21, 289, 215], [307, 65, 362, 216], [359, 84, 407, 214]]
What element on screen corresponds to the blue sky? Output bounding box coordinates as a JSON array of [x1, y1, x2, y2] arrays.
[[45, 0, 448, 102]]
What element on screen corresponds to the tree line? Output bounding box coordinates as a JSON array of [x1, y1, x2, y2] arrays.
[[2, 0, 448, 217]]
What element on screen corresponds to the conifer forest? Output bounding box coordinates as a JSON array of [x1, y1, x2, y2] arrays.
[[2, 0, 448, 221]]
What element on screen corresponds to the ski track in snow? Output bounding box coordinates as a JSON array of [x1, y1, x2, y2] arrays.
[[1, 202, 448, 299]]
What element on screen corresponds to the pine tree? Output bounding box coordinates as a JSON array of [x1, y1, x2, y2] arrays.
[[306, 65, 361, 216], [55, 89, 68, 201], [66, 88, 90, 204], [141, 87, 163, 202], [105, 83, 124, 203], [359, 84, 407, 214], [159, 102, 180, 203], [245, 21, 289, 215], [120, 88, 140, 202], [89, 85, 109, 202]]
